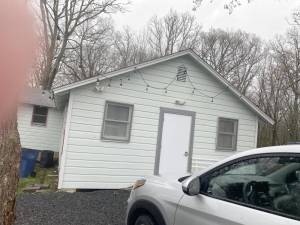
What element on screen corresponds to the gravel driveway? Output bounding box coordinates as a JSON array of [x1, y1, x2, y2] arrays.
[[16, 190, 130, 225]]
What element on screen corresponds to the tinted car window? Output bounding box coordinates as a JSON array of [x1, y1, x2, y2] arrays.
[[201, 155, 300, 220]]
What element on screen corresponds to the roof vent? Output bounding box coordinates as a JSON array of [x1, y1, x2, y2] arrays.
[[177, 65, 187, 82]]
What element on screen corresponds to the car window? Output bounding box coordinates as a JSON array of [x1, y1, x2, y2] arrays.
[[225, 164, 256, 175], [201, 155, 300, 220]]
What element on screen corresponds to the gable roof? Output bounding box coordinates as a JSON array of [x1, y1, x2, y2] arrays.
[[53, 49, 274, 125], [20, 87, 56, 108]]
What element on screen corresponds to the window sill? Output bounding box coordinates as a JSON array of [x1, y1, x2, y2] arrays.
[[101, 137, 130, 143], [216, 147, 236, 152], [31, 123, 46, 127]]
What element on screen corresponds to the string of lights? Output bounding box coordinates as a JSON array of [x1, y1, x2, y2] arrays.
[[135, 70, 177, 93], [97, 66, 227, 102], [133, 68, 227, 102]]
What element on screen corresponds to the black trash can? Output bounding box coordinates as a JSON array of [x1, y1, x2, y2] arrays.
[[40, 150, 54, 168]]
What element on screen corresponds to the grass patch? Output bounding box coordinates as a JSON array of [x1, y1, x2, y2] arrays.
[[18, 164, 58, 194]]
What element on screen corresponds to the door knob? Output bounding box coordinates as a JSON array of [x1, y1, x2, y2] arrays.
[[184, 152, 189, 157]]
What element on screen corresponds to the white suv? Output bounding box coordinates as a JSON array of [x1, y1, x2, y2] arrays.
[[126, 146, 300, 225]]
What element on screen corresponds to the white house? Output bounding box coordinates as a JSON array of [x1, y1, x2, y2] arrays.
[[35, 50, 273, 190], [18, 88, 63, 152]]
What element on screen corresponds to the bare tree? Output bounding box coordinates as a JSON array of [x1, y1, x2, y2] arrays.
[[60, 18, 115, 84], [271, 28, 300, 142], [0, 118, 21, 225], [256, 51, 289, 146], [113, 27, 152, 68], [197, 29, 264, 94], [193, 0, 254, 13], [293, 8, 300, 25], [35, 0, 126, 89], [147, 10, 202, 56]]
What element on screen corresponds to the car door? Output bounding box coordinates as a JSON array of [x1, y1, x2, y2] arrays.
[[174, 153, 300, 225]]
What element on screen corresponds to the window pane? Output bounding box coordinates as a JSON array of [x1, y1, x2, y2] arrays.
[[34, 106, 48, 115], [106, 104, 130, 121], [203, 156, 300, 219], [218, 134, 233, 149], [32, 115, 47, 125], [225, 164, 256, 175], [104, 121, 128, 138], [219, 119, 235, 133]]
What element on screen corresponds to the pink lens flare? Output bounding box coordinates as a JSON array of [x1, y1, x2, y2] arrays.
[[0, 0, 37, 122]]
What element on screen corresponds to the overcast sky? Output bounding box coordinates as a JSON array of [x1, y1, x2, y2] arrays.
[[113, 0, 300, 40]]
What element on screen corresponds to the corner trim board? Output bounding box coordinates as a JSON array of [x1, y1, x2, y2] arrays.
[[58, 92, 73, 189]]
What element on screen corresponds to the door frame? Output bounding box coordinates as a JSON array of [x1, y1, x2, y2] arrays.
[[154, 107, 196, 175]]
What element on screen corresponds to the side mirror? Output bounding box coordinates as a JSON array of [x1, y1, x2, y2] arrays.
[[182, 177, 200, 196]]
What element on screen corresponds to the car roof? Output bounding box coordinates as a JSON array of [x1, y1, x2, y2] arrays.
[[195, 145, 300, 176], [224, 145, 300, 162], [237, 145, 300, 156]]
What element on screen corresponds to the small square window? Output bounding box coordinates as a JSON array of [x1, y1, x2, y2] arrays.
[[102, 101, 133, 141], [217, 118, 238, 151], [32, 105, 48, 126]]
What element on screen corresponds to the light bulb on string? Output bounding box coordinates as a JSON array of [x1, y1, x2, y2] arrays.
[[120, 79, 123, 87], [165, 88, 168, 94], [146, 84, 150, 92], [211, 97, 214, 102], [107, 79, 111, 88], [96, 78, 100, 86], [192, 88, 195, 94]]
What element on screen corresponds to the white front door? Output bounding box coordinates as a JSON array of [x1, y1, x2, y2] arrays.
[[157, 109, 195, 178]]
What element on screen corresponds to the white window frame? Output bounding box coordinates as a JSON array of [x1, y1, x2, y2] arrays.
[[101, 101, 134, 142], [216, 117, 238, 151], [31, 105, 48, 126]]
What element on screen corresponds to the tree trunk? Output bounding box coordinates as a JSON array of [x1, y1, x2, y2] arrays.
[[0, 112, 21, 225], [294, 94, 299, 141], [271, 123, 277, 146], [289, 94, 299, 142]]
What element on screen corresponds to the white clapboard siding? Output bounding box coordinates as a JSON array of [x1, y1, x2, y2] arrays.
[[18, 104, 64, 152], [60, 55, 259, 189]]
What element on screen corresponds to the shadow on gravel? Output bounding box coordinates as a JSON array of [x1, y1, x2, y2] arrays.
[[16, 190, 130, 225]]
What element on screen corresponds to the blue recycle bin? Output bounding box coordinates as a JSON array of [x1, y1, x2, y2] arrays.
[[20, 148, 38, 178]]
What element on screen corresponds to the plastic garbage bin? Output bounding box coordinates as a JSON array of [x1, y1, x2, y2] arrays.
[[40, 150, 54, 168], [20, 148, 38, 178]]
